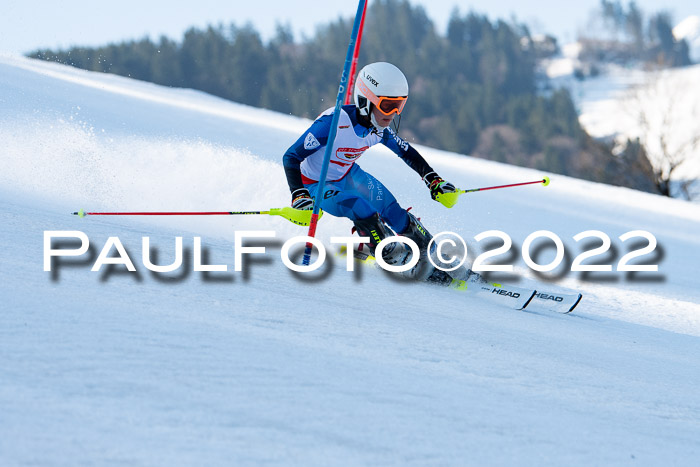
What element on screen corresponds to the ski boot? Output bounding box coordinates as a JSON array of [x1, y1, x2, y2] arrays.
[[352, 213, 410, 266], [400, 212, 486, 286], [352, 211, 484, 287]]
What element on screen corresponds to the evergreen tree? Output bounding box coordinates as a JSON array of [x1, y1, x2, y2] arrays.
[[27, 0, 659, 193]]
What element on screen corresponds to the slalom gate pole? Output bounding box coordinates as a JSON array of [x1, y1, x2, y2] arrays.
[[344, 0, 368, 105], [72, 207, 321, 226], [303, 0, 368, 266]]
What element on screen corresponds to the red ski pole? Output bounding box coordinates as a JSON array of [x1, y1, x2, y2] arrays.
[[435, 176, 550, 208], [344, 0, 368, 105], [460, 176, 551, 193]]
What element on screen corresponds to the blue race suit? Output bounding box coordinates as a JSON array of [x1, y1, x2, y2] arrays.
[[282, 105, 435, 234]]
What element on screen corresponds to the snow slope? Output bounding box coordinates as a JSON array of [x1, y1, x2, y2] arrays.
[[578, 64, 700, 203], [545, 36, 700, 191], [576, 64, 700, 180], [2, 55, 700, 465]]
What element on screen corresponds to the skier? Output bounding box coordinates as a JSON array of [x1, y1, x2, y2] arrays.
[[282, 62, 461, 282]]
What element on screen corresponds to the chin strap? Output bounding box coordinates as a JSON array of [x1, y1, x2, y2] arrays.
[[369, 111, 402, 135], [392, 113, 402, 134], [370, 112, 388, 132]]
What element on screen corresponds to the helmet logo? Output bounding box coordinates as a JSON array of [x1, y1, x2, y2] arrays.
[[364, 72, 379, 87]]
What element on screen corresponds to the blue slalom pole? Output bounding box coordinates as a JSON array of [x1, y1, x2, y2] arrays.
[[302, 0, 368, 266]]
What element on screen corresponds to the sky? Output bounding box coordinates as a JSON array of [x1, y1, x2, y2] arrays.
[[1, 0, 698, 55]]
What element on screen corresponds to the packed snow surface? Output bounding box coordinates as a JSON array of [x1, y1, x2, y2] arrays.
[[2, 55, 700, 465]]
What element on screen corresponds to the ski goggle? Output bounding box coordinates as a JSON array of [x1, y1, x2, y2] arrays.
[[357, 80, 407, 116]]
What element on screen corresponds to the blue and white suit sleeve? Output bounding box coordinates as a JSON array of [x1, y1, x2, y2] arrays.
[[381, 129, 435, 179], [282, 115, 331, 194]]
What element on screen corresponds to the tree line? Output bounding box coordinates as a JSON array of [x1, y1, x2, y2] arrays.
[[579, 0, 691, 67], [29, 0, 660, 194]]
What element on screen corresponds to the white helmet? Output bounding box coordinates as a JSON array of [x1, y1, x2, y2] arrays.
[[353, 62, 409, 121]]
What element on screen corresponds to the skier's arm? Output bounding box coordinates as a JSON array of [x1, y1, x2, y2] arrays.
[[282, 116, 331, 207], [381, 129, 434, 178], [382, 129, 458, 207]]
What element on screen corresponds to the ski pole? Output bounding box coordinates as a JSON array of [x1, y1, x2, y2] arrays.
[[71, 207, 322, 226], [459, 176, 550, 194], [436, 176, 550, 207]]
